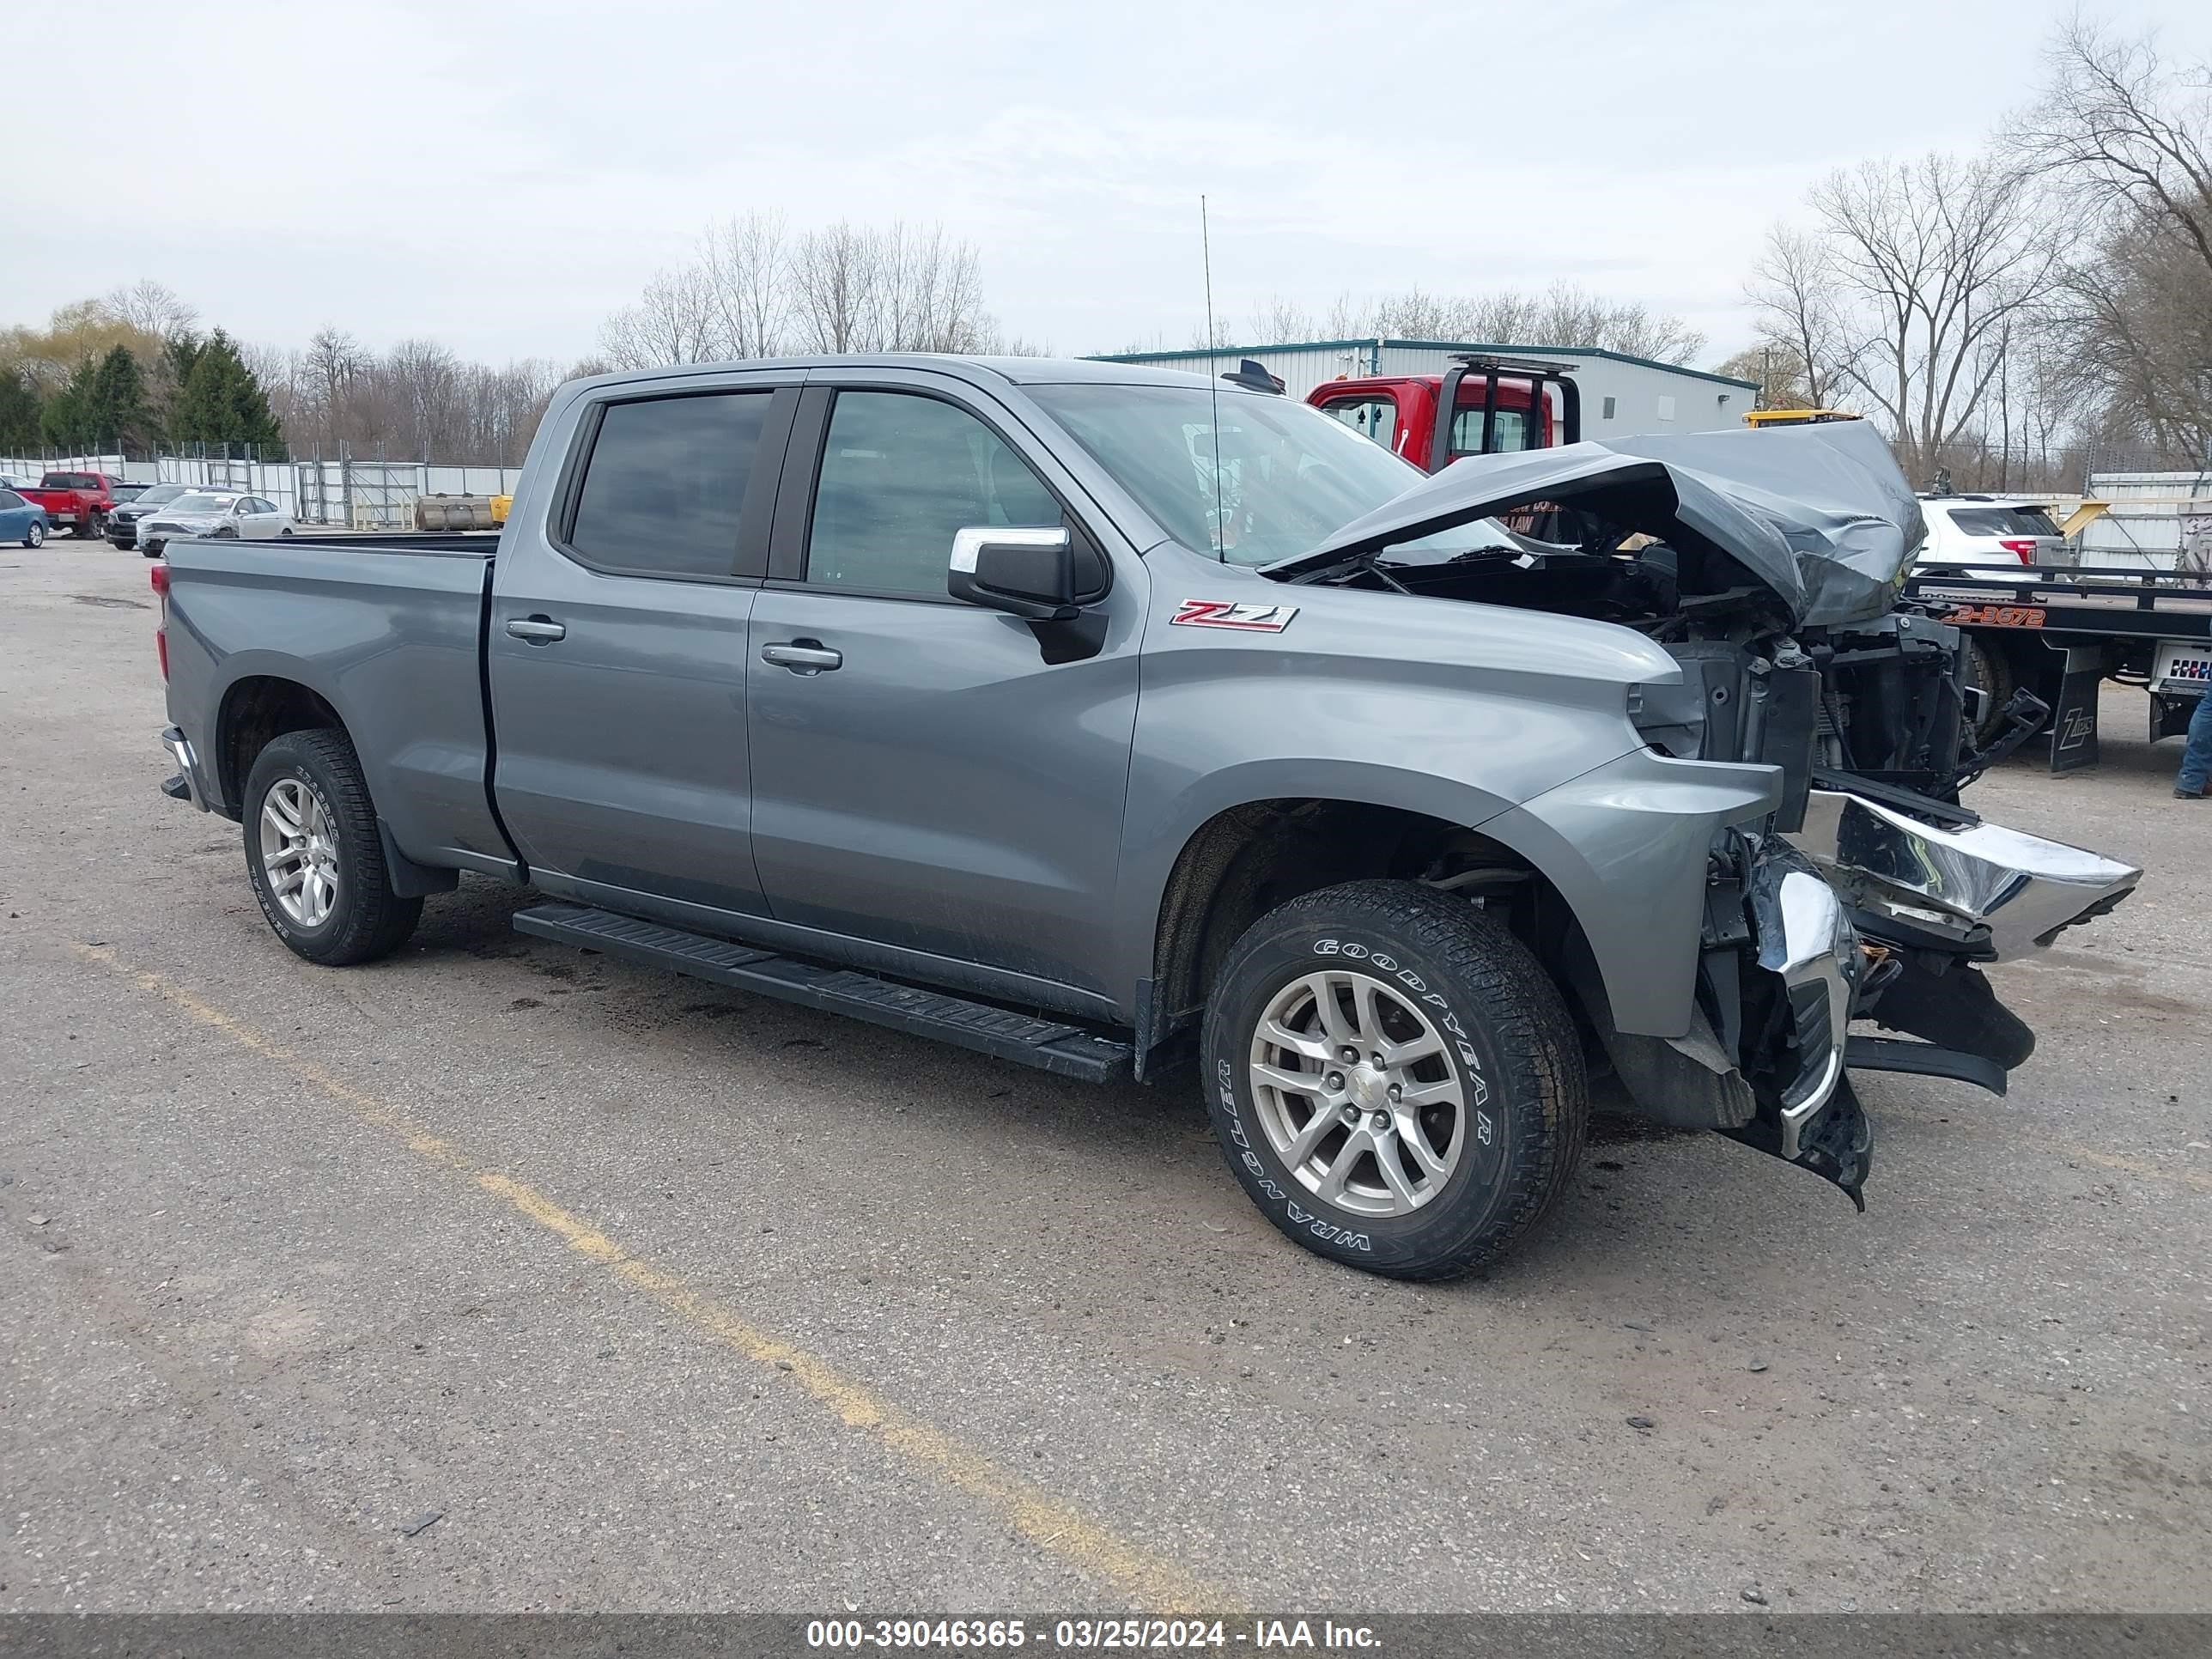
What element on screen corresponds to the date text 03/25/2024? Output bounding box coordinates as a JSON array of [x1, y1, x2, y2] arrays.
[[805, 1618, 1381, 1650]]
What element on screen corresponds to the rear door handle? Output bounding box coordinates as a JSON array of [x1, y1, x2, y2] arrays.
[[760, 641, 842, 674], [506, 616, 566, 643]]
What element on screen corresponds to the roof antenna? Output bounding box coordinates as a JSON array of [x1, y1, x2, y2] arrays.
[[1201, 194, 1225, 562]]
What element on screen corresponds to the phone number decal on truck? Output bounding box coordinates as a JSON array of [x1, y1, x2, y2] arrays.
[[1945, 604, 2046, 628]]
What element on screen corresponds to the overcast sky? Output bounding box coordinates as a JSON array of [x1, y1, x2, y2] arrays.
[[8, 0, 2203, 371]]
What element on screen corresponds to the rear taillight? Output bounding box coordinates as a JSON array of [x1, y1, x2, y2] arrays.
[[1999, 538, 2038, 565], [151, 563, 169, 680]]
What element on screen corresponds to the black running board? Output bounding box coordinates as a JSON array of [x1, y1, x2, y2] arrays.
[[513, 903, 1133, 1082], [1845, 1035, 2008, 1097]]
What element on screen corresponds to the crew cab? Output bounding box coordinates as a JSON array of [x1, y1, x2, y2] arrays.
[[23, 470, 122, 538], [151, 356, 2139, 1281]]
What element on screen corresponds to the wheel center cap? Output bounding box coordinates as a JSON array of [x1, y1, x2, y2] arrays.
[[1347, 1063, 1388, 1111]]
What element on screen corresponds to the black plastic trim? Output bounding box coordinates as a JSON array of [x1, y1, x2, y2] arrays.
[[514, 902, 1133, 1082]]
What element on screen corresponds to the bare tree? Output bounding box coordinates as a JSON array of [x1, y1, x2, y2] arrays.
[[97, 280, 198, 341], [1743, 225, 1852, 408], [1806, 153, 2059, 482], [2007, 20, 2212, 464], [699, 210, 789, 358], [599, 263, 724, 369], [786, 222, 877, 353]]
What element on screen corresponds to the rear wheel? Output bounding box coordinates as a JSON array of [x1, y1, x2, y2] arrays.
[[1961, 635, 2016, 749], [1201, 879, 1586, 1280], [242, 728, 422, 965]]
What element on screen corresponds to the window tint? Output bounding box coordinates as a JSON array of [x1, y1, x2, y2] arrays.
[[1947, 506, 2058, 538], [568, 392, 769, 579], [1318, 395, 1397, 450], [42, 472, 100, 489], [806, 392, 1061, 596], [0, 490, 21, 509]]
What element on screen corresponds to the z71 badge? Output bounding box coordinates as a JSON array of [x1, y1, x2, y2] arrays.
[[1170, 599, 1299, 632]]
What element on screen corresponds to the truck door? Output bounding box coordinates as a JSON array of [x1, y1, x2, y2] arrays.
[[744, 374, 1143, 1002], [488, 376, 798, 922]]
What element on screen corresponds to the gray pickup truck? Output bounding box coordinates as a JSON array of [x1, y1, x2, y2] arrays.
[[154, 356, 2140, 1279]]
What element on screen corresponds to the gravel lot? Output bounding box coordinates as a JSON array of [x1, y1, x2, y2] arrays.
[[2, 536, 2206, 1615]]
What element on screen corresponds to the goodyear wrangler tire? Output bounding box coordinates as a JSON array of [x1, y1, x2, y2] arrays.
[[1202, 879, 1586, 1279]]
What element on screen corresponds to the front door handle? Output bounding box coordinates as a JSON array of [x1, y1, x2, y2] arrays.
[[506, 616, 566, 643], [760, 641, 842, 674]]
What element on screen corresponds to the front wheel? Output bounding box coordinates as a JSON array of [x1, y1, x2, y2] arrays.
[[23, 521, 42, 548], [1202, 880, 1586, 1280], [242, 728, 422, 965]]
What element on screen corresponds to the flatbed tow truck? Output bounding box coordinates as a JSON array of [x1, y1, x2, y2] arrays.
[[1905, 564, 2212, 771]]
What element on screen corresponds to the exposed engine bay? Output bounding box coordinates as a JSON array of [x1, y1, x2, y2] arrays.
[[1267, 422, 2141, 1206]]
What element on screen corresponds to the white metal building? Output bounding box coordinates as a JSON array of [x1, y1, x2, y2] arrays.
[[2078, 471, 2212, 572], [1088, 339, 1760, 440]]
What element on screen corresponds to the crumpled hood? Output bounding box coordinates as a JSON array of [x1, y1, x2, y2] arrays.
[[1265, 419, 1924, 628]]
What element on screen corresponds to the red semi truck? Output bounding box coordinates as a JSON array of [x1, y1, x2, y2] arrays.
[[1306, 355, 1577, 470], [21, 470, 124, 538]]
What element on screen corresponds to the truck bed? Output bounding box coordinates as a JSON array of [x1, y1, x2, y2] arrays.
[[160, 534, 509, 873]]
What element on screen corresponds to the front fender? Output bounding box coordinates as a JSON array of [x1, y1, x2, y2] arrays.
[[1481, 748, 1782, 1036]]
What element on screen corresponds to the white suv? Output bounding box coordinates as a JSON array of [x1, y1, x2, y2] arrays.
[[1914, 496, 2073, 580]]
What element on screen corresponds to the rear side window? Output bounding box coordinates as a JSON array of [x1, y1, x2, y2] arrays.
[[1449, 404, 1535, 456], [567, 392, 770, 579], [42, 472, 99, 489], [805, 392, 1062, 597], [0, 490, 21, 509], [1947, 506, 2059, 538]]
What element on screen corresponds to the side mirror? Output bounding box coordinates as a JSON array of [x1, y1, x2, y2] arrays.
[[948, 526, 1079, 622]]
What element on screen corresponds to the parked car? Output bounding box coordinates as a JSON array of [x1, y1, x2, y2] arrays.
[[138, 492, 294, 556], [151, 356, 2139, 1281], [21, 471, 121, 538], [107, 483, 206, 553], [1914, 495, 2074, 580], [0, 486, 52, 547]]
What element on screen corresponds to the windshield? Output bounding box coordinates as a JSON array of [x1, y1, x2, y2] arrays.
[[1947, 505, 2060, 538], [1030, 383, 1431, 566], [167, 494, 237, 514]]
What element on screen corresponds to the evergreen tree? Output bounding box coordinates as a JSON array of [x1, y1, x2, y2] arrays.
[[0, 368, 41, 453], [40, 357, 96, 450], [82, 345, 154, 455], [170, 329, 286, 459]]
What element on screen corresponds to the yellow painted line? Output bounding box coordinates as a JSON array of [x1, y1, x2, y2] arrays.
[[70, 941, 1231, 1612]]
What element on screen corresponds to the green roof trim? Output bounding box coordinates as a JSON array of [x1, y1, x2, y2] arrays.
[[1088, 337, 1759, 393]]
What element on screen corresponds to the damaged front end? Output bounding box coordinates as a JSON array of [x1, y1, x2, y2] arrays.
[[1275, 421, 2142, 1207]]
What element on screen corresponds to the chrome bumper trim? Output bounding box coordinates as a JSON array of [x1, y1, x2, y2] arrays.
[[1793, 790, 2141, 959], [1749, 853, 1856, 1161]]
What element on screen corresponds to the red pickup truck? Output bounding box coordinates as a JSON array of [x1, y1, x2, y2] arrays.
[[21, 471, 123, 538], [1307, 355, 1578, 471]]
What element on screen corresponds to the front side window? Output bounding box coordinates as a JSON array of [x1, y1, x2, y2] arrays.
[[567, 392, 769, 579], [805, 392, 1061, 597]]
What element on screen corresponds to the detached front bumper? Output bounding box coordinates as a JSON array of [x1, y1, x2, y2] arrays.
[[1794, 789, 2141, 957]]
